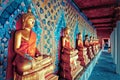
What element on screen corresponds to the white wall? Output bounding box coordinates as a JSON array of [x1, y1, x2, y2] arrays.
[[110, 21, 120, 74], [116, 21, 120, 74]]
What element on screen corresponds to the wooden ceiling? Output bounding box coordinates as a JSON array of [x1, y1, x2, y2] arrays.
[[73, 0, 118, 30]]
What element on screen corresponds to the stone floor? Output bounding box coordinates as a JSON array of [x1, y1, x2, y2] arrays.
[[88, 51, 120, 80]]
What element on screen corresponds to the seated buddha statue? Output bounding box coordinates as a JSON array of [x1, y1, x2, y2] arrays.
[[83, 35, 92, 60], [94, 39, 100, 53], [76, 33, 85, 67], [92, 37, 97, 54], [61, 27, 78, 55], [60, 27, 82, 80], [89, 36, 95, 56], [13, 8, 41, 73]]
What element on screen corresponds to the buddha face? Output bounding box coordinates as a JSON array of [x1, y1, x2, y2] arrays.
[[64, 27, 70, 36], [85, 36, 88, 40], [66, 29, 70, 35], [78, 34, 82, 40], [86, 36, 88, 39], [25, 17, 35, 29], [22, 9, 35, 29], [90, 36, 92, 40]]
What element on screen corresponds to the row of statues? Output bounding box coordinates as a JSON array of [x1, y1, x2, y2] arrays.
[[60, 27, 100, 80], [6, 8, 58, 80], [6, 8, 100, 80]]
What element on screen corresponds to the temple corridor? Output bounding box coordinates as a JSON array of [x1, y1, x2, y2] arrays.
[[0, 0, 120, 80]]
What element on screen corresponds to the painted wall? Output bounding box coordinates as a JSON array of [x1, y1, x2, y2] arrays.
[[33, 0, 95, 72], [0, 0, 96, 79]]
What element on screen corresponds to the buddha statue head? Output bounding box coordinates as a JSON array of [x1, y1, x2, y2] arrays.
[[93, 36, 95, 40], [78, 32, 82, 40], [22, 8, 35, 29], [90, 36, 92, 40], [64, 27, 70, 36], [85, 34, 88, 40]]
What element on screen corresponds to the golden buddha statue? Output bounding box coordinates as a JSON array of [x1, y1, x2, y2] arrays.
[[76, 33, 85, 67], [61, 27, 78, 55], [83, 35, 92, 60], [13, 8, 41, 73], [93, 38, 100, 54], [89, 36, 95, 56], [11, 8, 58, 80], [89, 36, 93, 45], [60, 27, 83, 80]]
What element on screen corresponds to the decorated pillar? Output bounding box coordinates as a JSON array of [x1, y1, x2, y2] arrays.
[[114, 27, 117, 64], [110, 29, 115, 63], [116, 6, 120, 74]]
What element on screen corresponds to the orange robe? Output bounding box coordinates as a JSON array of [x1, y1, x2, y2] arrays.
[[13, 31, 41, 75], [13, 31, 40, 65], [76, 39, 85, 67], [89, 40, 95, 56], [17, 31, 36, 57], [6, 30, 40, 79], [60, 37, 72, 80], [62, 37, 72, 54], [61, 37, 72, 63], [84, 39, 91, 60]]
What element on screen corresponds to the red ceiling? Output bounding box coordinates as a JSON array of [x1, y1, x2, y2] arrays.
[[84, 8, 114, 18], [94, 24, 112, 27], [74, 0, 117, 30], [91, 18, 112, 23], [75, 0, 115, 8]]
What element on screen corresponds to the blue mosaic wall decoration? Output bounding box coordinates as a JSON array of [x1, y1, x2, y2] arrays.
[[83, 28, 86, 41], [32, 0, 67, 73], [0, 0, 42, 79], [88, 32, 91, 38], [74, 21, 79, 47], [0, 0, 96, 79], [54, 10, 66, 72]]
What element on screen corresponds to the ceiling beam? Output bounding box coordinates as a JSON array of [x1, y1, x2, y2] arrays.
[[96, 28, 113, 30], [95, 26, 113, 28], [92, 17, 113, 21], [93, 22, 116, 27], [89, 15, 113, 20], [94, 24, 112, 27], [96, 28, 112, 29], [80, 4, 115, 10], [95, 28, 113, 30], [93, 22, 113, 25], [96, 28, 113, 33]]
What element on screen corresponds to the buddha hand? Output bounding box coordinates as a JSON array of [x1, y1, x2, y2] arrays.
[[31, 59, 36, 69], [24, 54, 33, 60]]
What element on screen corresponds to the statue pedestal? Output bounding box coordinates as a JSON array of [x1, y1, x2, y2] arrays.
[[96, 45, 100, 53], [93, 46, 97, 55], [14, 56, 58, 80], [89, 47, 94, 59], [94, 44, 100, 54], [83, 48, 90, 65], [60, 52, 83, 80], [79, 50, 102, 80]]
